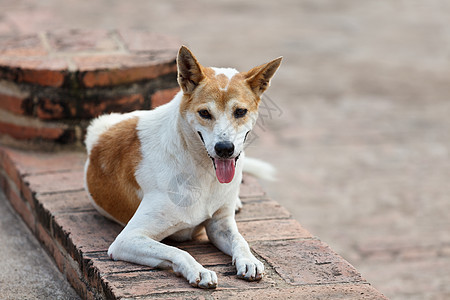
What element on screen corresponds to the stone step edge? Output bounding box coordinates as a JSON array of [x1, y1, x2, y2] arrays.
[[0, 146, 387, 299]]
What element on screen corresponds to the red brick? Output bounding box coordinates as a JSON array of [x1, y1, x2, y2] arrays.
[[0, 57, 67, 87], [151, 87, 180, 108], [0, 80, 31, 115], [77, 54, 176, 87], [84, 251, 154, 275], [118, 30, 181, 53], [21, 66, 66, 87], [37, 190, 93, 214], [0, 120, 69, 140], [53, 211, 122, 253], [6, 10, 61, 36], [0, 171, 7, 192], [64, 257, 87, 300], [0, 147, 22, 191], [0, 93, 30, 115], [46, 29, 120, 53], [0, 34, 47, 57], [174, 241, 231, 266], [35, 98, 75, 120], [85, 290, 97, 300], [1, 147, 86, 175], [239, 174, 266, 199], [5, 183, 36, 233], [35, 98, 68, 120], [237, 219, 312, 242], [0, 150, 35, 210], [158, 296, 209, 300], [252, 239, 364, 286], [36, 222, 66, 273], [36, 93, 149, 120], [81, 93, 145, 118], [235, 200, 291, 221], [20, 179, 35, 209], [212, 283, 388, 299], [104, 264, 274, 298], [25, 170, 84, 194]]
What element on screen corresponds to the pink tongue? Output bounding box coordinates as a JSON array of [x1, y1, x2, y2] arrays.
[[214, 158, 235, 183]]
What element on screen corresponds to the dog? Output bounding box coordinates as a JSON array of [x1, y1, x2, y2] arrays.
[[84, 46, 281, 289]]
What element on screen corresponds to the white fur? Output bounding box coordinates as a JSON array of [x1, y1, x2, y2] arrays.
[[211, 67, 239, 91], [85, 111, 147, 154], [243, 157, 276, 181], [211, 67, 239, 80]]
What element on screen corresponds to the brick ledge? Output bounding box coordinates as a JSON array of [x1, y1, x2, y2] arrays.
[[0, 146, 387, 299]]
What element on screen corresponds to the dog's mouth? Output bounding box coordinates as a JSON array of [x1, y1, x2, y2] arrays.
[[210, 154, 240, 184], [198, 131, 240, 184]]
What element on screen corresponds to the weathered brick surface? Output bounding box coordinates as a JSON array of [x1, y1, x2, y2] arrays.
[[0, 146, 386, 299], [80, 93, 145, 118], [25, 171, 85, 194], [0, 120, 73, 142], [238, 219, 312, 242], [0, 147, 85, 174], [37, 191, 93, 214], [104, 264, 276, 298], [0, 56, 68, 87], [0, 30, 180, 147], [0, 80, 31, 115], [235, 199, 291, 221], [212, 283, 388, 300], [239, 174, 266, 199], [2, 177, 36, 232], [118, 30, 181, 53], [253, 239, 364, 286], [79, 56, 177, 88], [46, 29, 120, 53], [35, 98, 73, 120], [151, 87, 180, 109], [0, 34, 47, 56], [53, 211, 122, 254]]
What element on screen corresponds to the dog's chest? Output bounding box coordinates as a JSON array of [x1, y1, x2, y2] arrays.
[[167, 176, 237, 226]]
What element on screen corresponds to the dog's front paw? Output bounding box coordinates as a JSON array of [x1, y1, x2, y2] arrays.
[[187, 267, 218, 289], [234, 256, 264, 281]]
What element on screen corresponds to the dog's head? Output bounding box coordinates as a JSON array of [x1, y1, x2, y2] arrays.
[[177, 46, 282, 183]]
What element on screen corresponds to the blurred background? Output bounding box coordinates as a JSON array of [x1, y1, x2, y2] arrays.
[[1, 1, 449, 299]]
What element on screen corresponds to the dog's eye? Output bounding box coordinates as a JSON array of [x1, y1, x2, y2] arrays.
[[198, 109, 212, 119], [234, 108, 248, 118]]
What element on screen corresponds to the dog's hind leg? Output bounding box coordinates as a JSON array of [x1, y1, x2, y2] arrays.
[[107, 194, 218, 289]]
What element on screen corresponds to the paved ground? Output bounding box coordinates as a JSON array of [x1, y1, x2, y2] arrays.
[[0, 190, 80, 299], [1, 1, 450, 299]]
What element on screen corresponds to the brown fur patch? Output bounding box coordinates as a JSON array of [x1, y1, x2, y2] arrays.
[[87, 117, 142, 225]]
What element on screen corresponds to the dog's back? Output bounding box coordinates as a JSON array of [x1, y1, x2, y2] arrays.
[[85, 112, 143, 155], [84, 112, 147, 225]]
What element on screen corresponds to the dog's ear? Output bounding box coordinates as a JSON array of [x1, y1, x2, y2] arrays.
[[245, 57, 282, 97], [177, 46, 205, 94]]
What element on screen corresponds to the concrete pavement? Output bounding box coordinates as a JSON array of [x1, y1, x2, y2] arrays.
[[0, 190, 80, 299]]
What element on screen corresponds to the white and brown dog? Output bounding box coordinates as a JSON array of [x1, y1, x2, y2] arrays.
[[84, 46, 281, 289]]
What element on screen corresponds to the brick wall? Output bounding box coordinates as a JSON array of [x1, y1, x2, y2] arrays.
[[0, 30, 180, 148]]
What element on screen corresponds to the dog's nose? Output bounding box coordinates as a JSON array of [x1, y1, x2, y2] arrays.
[[214, 141, 234, 158]]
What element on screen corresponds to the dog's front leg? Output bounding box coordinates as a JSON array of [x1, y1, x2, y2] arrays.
[[205, 207, 264, 281], [107, 195, 218, 289]]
